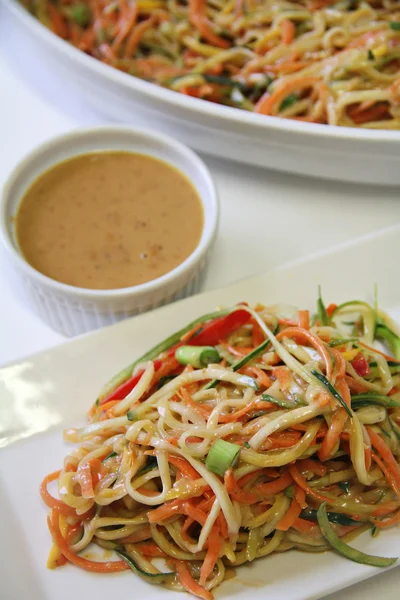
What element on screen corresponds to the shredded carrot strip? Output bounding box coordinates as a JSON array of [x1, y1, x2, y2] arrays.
[[240, 365, 272, 389], [368, 428, 400, 497], [40, 471, 78, 516], [348, 103, 390, 125], [168, 455, 201, 480], [294, 484, 307, 510], [298, 309, 310, 330], [200, 525, 221, 585], [179, 387, 211, 418], [237, 469, 264, 487], [255, 471, 293, 496], [125, 15, 158, 57], [136, 542, 167, 557], [276, 497, 302, 531], [298, 458, 327, 477], [112, 0, 138, 54], [188, 0, 230, 49], [292, 517, 317, 533], [218, 401, 256, 423], [255, 77, 318, 116], [176, 560, 213, 600], [148, 499, 185, 522], [49, 509, 129, 572], [345, 375, 370, 393], [372, 509, 400, 529], [281, 19, 296, 45], [224, 468, 258, 504], [288, 463, 332, 504], [330, 348, 347, 379], [371, 452, 400, 499]]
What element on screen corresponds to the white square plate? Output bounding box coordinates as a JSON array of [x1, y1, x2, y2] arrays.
[[1, 224, 400, 600]]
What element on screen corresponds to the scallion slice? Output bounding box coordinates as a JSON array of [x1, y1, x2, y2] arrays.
[[317, 285, 329, 325], [127, 410, 137, 421], [175, 345, 220, 368], [206, 439, 241, 476]]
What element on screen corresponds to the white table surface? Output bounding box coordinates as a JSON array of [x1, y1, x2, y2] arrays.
[[1, 5, 400, 598]]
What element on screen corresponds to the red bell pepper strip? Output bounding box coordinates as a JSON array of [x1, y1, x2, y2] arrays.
[[351, 352, 370, 377], [187, 309, 251, 347], [100, 359, 163, 404]]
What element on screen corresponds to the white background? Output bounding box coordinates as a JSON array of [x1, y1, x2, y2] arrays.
[[0, 4, 400, 598]]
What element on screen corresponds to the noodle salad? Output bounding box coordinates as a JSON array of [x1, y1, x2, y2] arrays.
[[41, 295, 400, 599], [23, 0, 400, 129]]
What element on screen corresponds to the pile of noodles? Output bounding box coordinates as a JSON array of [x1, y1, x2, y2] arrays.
[[41, 297, 400, 599], [24, 0, 400, 128]]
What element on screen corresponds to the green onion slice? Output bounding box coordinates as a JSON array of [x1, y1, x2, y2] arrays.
[[127, 410, 137, 421], [175, 345, 220, 368], [317, 285, 329, 326], [206, 439, 241, 477]]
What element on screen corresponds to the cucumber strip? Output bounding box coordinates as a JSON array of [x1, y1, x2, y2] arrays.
[[368, 363, 400, 377], [329, 338, 358, 347], [311, 370, 353, 417], [330, 301, 376, 344], [317, 503, 397, 568], [203, 74, 246, 90], [301, 508, 360, 526], [262, 393, 303, 409], [375, 324, 400, 360], [116, 548, 176, 584], [137, 456, 158, 476], [103, 451, 117, 462], [388, 417, 400, 441], [351, 393, 400, 409]]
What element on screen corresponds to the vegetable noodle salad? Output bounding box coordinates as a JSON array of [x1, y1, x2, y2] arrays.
[[23, 0, 400, 128], [41, 295, 400, 599]]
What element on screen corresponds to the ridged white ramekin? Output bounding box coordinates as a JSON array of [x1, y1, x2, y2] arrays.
[[0, 126, 219, 336]]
